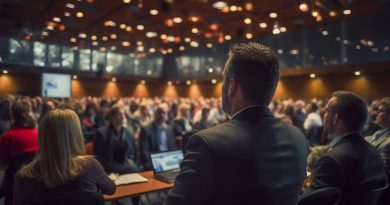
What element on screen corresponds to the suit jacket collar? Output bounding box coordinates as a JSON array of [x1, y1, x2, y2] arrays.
[[332, 132, 362, 148], [231, 105, 274, 121]]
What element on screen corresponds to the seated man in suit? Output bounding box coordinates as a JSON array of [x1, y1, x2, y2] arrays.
[[165, 42, 309, 205], [139, 104, 177, 170], [365, 97, 390, 205], [303, 91, 387, 205]]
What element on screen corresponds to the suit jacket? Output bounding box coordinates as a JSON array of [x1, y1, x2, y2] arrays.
[[164, 106, 309, 205], [366, 128, 390, 176], [139, 122, 177, 170], [306, 132, 388, 205], [93, 124, 138, 174]]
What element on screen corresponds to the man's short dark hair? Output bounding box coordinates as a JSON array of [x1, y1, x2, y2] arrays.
[[226, 42, 279, 105], [331, 91, 368, 132]]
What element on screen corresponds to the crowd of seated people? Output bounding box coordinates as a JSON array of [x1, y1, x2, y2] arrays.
[[0, 94, 388, 204]]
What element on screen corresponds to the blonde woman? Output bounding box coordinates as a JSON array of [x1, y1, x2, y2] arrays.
[[13, 109, 115, 204]]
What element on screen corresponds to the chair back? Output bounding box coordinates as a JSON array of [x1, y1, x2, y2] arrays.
[[341, 183, 389, 205], [299, 187, 342, 205], [85, 142, 94, 155], [0, 151, 35, 205], [30, 191, 104, 205]]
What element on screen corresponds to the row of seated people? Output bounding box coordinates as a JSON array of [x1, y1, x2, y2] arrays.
[[0, 95, 388, 205]]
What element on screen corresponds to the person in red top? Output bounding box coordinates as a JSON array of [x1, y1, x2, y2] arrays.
[[0, 100, 38, 205]]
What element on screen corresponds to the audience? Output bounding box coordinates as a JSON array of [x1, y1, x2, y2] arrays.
[[365, 97, 390, 205], [302, 91, 387, 205], [0, 97, 12, 137], [0, 100, 38, 205], [94, 104, 139, 174], [13, 109, 115, 204], [139, 104, 177, 170]]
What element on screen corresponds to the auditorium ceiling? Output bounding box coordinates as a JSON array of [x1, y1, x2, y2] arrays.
[[0, 0, 385, 54]]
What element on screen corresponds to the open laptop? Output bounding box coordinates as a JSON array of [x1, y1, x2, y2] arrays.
[[149, 150, 184, 183]]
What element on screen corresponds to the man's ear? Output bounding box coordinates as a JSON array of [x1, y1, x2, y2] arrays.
[[332, 114, 339, 125], [228, 78, 238, 97]]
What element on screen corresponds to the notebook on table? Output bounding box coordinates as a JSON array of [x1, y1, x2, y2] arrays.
[[149, 150, 184, 183]]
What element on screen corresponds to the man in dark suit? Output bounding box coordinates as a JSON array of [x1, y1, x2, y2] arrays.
[[365, 97, 390, 205], [139, 104, 177, 170], [164, 42, 309, 205], [303, 91, 387, 205]]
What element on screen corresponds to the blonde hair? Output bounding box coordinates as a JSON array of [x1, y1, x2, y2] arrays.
[[19, 109, 91, 187]]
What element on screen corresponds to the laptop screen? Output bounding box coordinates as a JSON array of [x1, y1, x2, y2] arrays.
[[150, 150, 184, 174]]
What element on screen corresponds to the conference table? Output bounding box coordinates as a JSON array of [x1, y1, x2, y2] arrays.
[[103, 171, 174, 201]]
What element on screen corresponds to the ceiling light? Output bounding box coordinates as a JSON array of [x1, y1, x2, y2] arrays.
[[136, 25, 144, 30], [179, 46, 185, 51], [79, 33, 87, 38], [329, 11, 337, 17], [92, 41, 98, 46], [356, 45, 361, 50], [102, 36, 108, 41], [230, 5, 238, 12], [137, 46, 144, 52], [280, 27, 287, 32], [123, 0, 131, 3], [161, 50, 167, 55], [91, 35, 97, 40], [110, 34, 117, 39], [167, 48, 173, 53], [190, 41, 199, 47], [209, 23, 219, 30], [269, 12, 278, 18], [167, 36, 175, 42], [70, 37, 77, 43], [213, 1, 227, 9], [140, 80, 146, 85], [322, 30, 328, 36], [119, 24, 126, 29], [206, 43, 213, 48], [173, 17, 182, 23], [150, 9, 159, 15], [47, 25, 54, 30], [259, 22, 267, 28], [41, 31, 49, 36], [277, 49, 283, 54], [245, 33, 253, 39], [186, 80, 192, 85], [76, 12, 83, 18], [245, 2, 253, 11], [311, 10, 319, 17], [299, 3, 309, 12], [104, 20, 116, 27], [290, 49, 299, 55], [64, 12, 71, 17], [126, 26, 132, 31], [2, 70, 8, 74], [136, 41, 143, 46], [53, 17, 61, 22], [316, 15, 323, 22], [310, 73, 316, 78], [122, 41, 130, 47], [160, 34, 167, 39], [146, 32, 157, 38], [212, 79, 217, 84], [112, 77, 116, 82], [354, 71, 361, 76], [73, 75, 77, 80], [167, 81, 173, 86], [208, 68, 213, 73], [110, 46, 116, 51], [343, 9, 351, 15], [191, 16, 199, 22], [224, 35, 231, 40], [244, 18, 252, 24], [272, 28, 280, 35], [100, 47, 106, 51], [191, 28, 199, 34], [149, 48, 156, 53], [66, 3, 75, 9], [184, 37, 191, 42]]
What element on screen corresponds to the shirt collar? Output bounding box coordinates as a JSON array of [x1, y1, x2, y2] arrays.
[[329, 131, 358, 147]]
